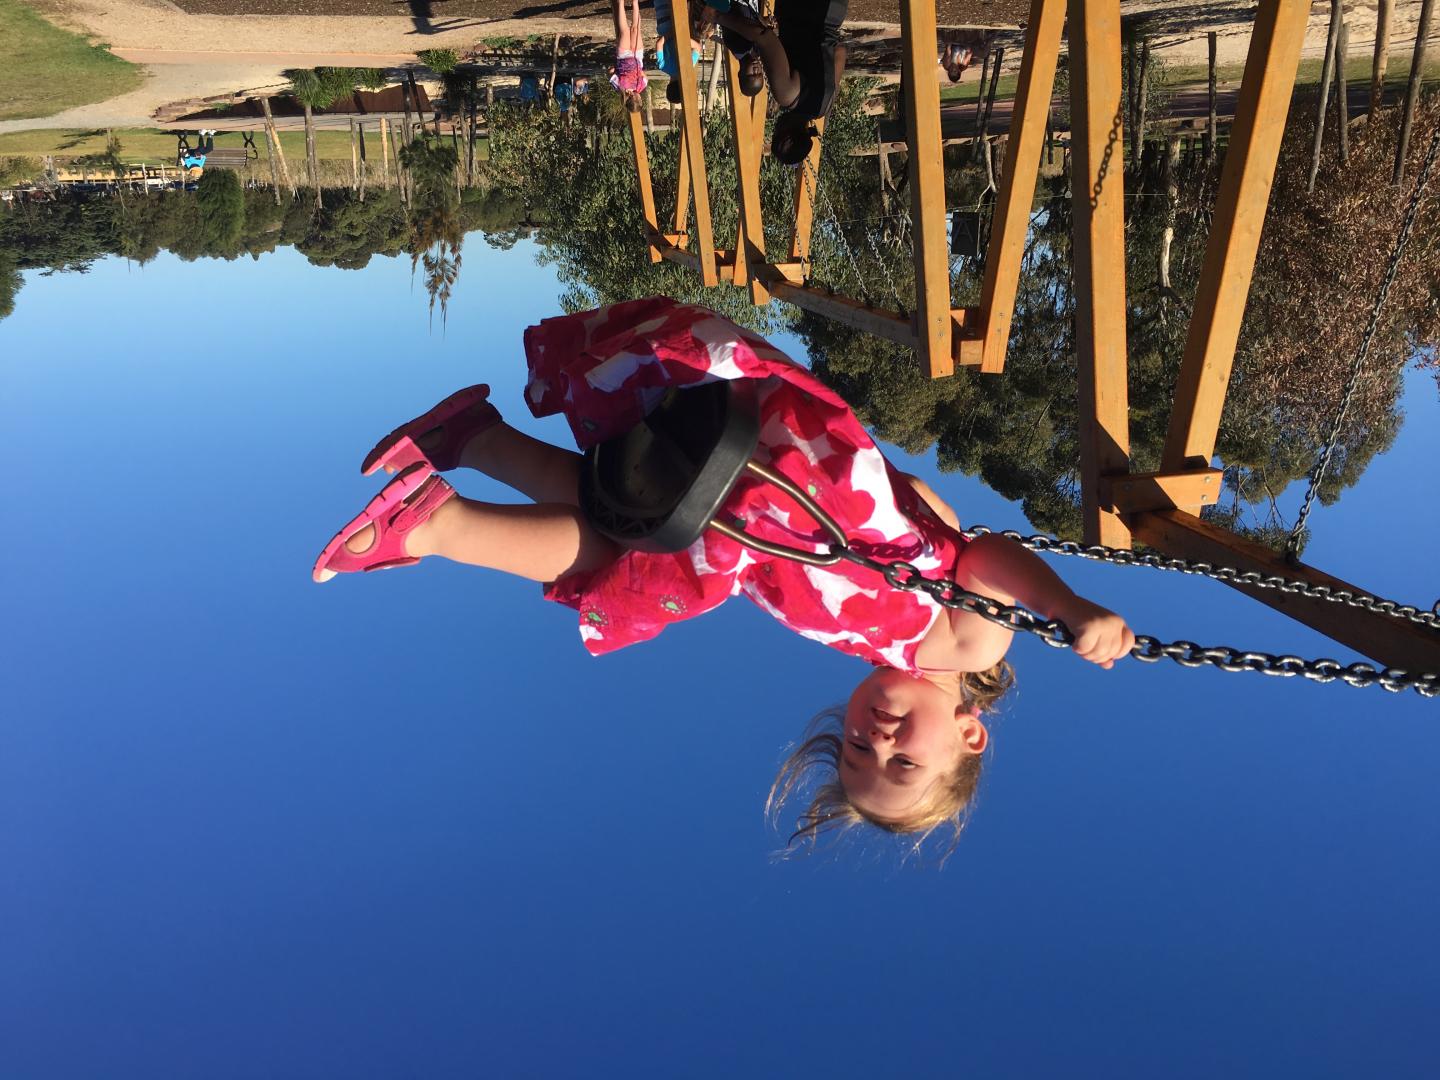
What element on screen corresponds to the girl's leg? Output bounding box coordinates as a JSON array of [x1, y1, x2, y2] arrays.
[[460, 421, 583, 507], [415, 497, 619, 580], [335, 497, 619, 582], [616, 0, 630, 47], [629, 0, 644, 53]]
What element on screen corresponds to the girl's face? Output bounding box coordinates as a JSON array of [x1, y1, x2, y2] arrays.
[[838, 668, 987, 821]]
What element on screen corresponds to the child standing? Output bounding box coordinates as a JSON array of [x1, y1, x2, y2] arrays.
[[610, 0, 650, 113], [313, 299, 1133, 848]]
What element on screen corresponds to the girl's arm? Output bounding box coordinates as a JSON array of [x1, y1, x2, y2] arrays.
[[955, 534, 1135, 669], [902, 475, 1133, 670]]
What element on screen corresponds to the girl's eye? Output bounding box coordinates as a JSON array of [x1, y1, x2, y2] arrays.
[[848, 741, 871, 754]]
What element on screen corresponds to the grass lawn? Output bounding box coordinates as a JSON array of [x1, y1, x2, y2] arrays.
[[0, 126, 488, 167], [0, 0, 145, 121], [941, 73, 1018, 103]]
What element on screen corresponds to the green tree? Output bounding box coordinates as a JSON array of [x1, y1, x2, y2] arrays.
[[196, 169, 245, 252]]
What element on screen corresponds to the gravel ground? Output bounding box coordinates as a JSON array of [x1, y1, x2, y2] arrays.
[[173, 0, 1031, 29]]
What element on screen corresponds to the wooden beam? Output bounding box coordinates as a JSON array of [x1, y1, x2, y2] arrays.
[[769, 281, 916, 346], [1162, 0, 1312, 470], [725, 47, 770, 304], [1069, 0, 1133, 549], [1133, 510, 1440, 672], [674, 121, 692, 234], [789, 117, 825, 265], [950, 306, 985, 366], [1098, 468, 1223, 513], [977, 0, 1065, 374], [660, 243, 737, 282], [628, 109, 663, 264], [899, 0, 953, 378], [671, 0, 718, 285]]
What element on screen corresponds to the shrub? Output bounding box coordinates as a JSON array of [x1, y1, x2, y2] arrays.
[[417, 48, 460, 74]]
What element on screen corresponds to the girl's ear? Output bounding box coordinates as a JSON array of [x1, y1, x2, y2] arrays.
[[955, 711, 989, 755]]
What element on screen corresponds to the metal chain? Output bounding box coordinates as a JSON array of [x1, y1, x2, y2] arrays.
[[806, 157, 875, 304], [795, 155, 816, 278], [1285, 127, 1440, 560], [959, 524, 1440, 632], [827, 546, 1440, 698]]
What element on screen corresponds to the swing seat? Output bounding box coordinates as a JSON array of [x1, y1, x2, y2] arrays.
[[580, 380, 760, 553]]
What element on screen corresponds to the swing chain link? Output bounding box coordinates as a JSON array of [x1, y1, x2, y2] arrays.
[[1284, 127, 1440, 561], [829, 546, 1440, 698], [958, 525, 1440, 632]]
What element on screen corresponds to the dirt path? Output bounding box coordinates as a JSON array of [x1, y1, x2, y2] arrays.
[[6, 0, 1435, 134]]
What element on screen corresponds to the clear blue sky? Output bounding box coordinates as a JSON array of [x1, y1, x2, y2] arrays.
[[2, 240, 1438, 1079]]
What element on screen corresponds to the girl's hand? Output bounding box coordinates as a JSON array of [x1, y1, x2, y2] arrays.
[[1053, 596, 1135, 670]]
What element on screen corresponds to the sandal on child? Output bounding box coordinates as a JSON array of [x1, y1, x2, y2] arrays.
[[312, 463, 457, 582], [360, 384, 501, 476]]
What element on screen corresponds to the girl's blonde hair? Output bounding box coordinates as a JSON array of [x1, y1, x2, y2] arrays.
[[767, 662, 1014, 855]]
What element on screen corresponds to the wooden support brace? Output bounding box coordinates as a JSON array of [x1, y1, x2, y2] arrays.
[[769, 281, 917, 346], [670, 0, 719, 286], [725, 47, 770, 304], [899, 0, 954, 378], [1161, 0, 1312, 470], [1098, 468, 1223, 513], [950, 307, 985, 367], [628, 110, 663, 264], [789, 117, 825, 266], [1132, 510, 1440, 672], [1068, 0, 1133, 549], [674, 122, 692, 235], [977, 0, 1066, 374]]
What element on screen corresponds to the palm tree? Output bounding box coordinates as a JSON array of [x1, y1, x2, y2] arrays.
[[287, 67, 375, 208]]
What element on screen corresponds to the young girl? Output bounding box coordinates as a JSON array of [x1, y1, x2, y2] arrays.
[[610, 0, 650, 113], [313, 299, 1134, 848]]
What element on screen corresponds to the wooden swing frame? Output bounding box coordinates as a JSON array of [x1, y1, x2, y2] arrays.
[[624, 0, 1440, 673]]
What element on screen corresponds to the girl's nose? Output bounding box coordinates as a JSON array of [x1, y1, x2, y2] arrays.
[[868, 727, 894, 742]]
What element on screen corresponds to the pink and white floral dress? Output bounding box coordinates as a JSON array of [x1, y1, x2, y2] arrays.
[[525, 298, 967, 673]]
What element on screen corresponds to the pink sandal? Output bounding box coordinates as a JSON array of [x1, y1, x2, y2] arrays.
[[361, 384, 501, 476], [312, 464, 458, 582]]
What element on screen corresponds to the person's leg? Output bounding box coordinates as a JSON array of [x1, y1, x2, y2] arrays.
[[333, 497, 619, 582], [616, 0, 630, 48], [715, 16, 797, 104], [629, 0, 644, 53], [460, 421, 584, 507]]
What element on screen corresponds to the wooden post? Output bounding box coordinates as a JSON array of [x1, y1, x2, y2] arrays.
[[1394, 0, 1436, 182], [1069, 0, 1132, 548], [706, 36, 724, 111], [260, 96, 295, 199], [358, 120, 368, 202], [349, 118, 360, 191], [675, 121, 692, 234], [977, 0, 1065, 374], [1371, 0, 1394, 117], [1132, 38, 1151, 169], [1207, 31, 1219, 164], [900, 0, 954, 378], [628, 109, 663, 263], [1309, 0, 1344, 192], [550, 33, 561, 99], [643, 82, 655, 133], [1162, 0, 1312, 471], [1334, 19, 1350, 164], [725, 47, 769, 303], [380, 116, 392, 187], [263, 119, 282, 204], [671, 0, 718, 286], [973, 49, 992, 150], [1132, 510, 1440, 671], [979, 47, 1004, 154]]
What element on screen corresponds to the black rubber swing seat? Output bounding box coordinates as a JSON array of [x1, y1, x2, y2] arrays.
[[580, 380, 761, 554]]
